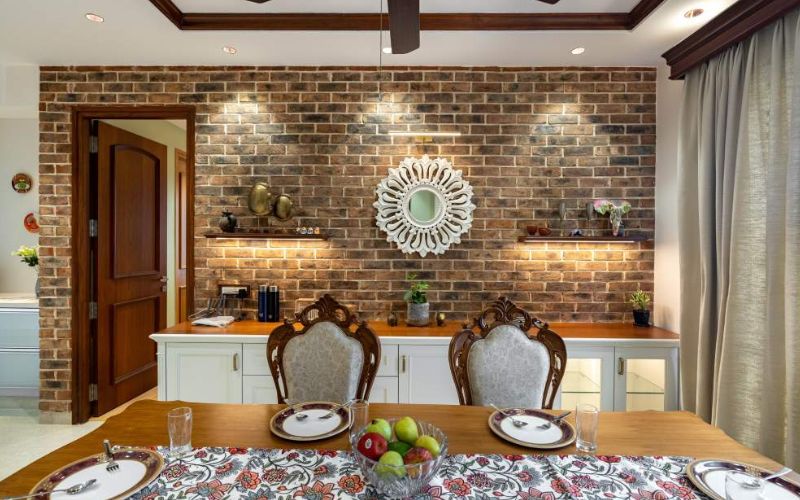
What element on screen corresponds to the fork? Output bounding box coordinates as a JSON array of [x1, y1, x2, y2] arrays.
[[103, 440, 119, 472], [490, 404, 527, 428], [537, 411, 572, 430], [319, 400, 354, 420]]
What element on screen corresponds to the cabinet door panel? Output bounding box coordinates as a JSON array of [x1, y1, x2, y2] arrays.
[[369, 376, 399, 403], [166, 343, 242, 403], [555, 346, 615, 411], [243, 376, 278, 404], [398, 345, 458, 405], [377, 345, 399, 377], [242, 343, 270, 376], [614, 347, 679, 411]]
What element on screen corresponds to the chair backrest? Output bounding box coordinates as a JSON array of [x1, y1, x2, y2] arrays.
[[267, 295, 381, 404], [449, 297, 567, 409]]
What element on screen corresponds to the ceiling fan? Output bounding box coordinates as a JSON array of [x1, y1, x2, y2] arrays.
[[244, 0, 561, 54]]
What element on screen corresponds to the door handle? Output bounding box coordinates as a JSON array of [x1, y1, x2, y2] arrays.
[[233, 353, 239, 372], [617, 357, 625, 375], [401, 355, 407, 373]]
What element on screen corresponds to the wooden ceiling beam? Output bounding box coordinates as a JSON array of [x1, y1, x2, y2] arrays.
[[149, 0, 664, 32]]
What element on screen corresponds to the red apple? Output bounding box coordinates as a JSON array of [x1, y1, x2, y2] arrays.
[[403, 446, 434, 465], [357, 432, 388, 461]]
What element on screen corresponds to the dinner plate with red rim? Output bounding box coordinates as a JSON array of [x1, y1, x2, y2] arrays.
[[29, 447, 163, 500], [270, 401, 350, 442], [686, 459, 800, 500], [487, 409, 576, 449]]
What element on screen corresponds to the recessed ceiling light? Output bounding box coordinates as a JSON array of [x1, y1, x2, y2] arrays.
[[85, 13, 104, 23], [683, 8, 705, 19], [571, 47, 586, 55], [382, 47, 393, 54], [223, 46, 238, 55]]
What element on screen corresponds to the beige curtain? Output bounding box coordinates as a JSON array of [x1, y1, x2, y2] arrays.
[[679, 10, 800, 468]]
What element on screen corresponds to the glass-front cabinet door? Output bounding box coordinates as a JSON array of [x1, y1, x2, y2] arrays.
[[554, 346, 615, 411], [614, 347, 679, 411]]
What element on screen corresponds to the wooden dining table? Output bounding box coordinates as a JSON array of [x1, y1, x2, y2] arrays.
[[0, 400, 790, 497]]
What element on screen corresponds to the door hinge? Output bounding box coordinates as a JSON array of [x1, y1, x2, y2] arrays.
[[89, 219, 98, 238], [89, 135, 98, 154], [89, 383, 98, 402], [89, 301, 98, 320]]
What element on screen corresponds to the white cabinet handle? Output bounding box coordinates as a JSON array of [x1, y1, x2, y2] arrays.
[[233, 353, 239, 372], [401, 355, 407, 373], [617, 357, 625, 375]]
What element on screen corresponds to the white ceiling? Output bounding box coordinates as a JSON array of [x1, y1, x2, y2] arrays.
[[174, 0, 641, 14], [0, 0, 736, 67]]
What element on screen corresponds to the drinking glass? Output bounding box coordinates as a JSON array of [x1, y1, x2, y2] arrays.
[[168, 407, 193, 457], [575, 403, 599, 453], [725, 471, 765, 499], [349, 399, 369, 448]]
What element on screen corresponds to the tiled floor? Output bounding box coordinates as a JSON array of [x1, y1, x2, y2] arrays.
[[0, 388, 158, 481]]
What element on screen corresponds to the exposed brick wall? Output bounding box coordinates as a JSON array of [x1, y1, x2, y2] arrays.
[[38, 66, 655, 415]]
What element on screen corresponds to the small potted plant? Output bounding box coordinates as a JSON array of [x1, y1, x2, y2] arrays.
[[404, 273, 430, 327], [594, 199, 632, 237], [629, 289, 651, 327], [13, 245, 39, 297]]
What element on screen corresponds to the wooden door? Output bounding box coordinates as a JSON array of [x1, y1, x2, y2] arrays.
[[175, 149, 188, 323], [95, 122, 167, 415]]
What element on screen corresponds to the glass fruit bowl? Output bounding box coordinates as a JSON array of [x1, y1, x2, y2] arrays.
[[351, 419, 448, 499]]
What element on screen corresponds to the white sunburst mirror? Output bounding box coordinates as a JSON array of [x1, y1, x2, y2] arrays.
[[374, 155, 476, 257]]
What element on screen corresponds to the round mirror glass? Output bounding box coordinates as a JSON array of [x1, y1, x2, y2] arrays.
[[407, 188, 443, 226]]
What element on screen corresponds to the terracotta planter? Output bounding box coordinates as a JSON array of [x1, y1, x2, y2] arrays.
[[406, 302, 430, 327]]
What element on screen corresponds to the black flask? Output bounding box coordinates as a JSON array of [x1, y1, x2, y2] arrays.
[[266, 285, 280, 322]]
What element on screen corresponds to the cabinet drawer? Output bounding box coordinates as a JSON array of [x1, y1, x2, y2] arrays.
[[0, 350, 39, 394], [243, 343, 270, 376], [243, 376, 278, 404], [0, 310, 39, 349], [377, 345, 399, 377]]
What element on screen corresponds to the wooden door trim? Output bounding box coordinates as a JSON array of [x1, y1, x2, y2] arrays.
[[71, 105, 196, 424]]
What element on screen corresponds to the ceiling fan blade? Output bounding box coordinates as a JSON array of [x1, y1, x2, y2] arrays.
[[536, 0, 561, 4], [244, 0, 271, 3], [387, 0, 420, 54]]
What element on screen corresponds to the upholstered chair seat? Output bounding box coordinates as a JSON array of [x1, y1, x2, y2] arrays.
[[267, 295, 381, 404], [449, 297, 567, 409]]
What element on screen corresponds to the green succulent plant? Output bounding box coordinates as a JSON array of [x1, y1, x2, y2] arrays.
[[403, 273, 429, 304]]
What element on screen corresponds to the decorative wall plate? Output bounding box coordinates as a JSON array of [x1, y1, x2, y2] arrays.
[[24, 212, 40, 233], [12, 173, 32, 193], [374, 155, 475, 257]]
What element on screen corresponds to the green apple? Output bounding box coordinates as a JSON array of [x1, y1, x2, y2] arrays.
[[414, 435, 441, 458], [376, 450, 406, 477], [365, 418, 392, 441], [394, 416, 419, 445], [387, 441, 412, 457]]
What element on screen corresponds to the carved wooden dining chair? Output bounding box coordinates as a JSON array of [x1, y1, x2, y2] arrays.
[[267, 294, 381, 404], [449, 297, 567, 409]]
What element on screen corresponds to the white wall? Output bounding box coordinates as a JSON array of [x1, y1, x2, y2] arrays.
[[654, 62, 683, 333], [102, 120, 187, 327], [0, 65, 38, 293]]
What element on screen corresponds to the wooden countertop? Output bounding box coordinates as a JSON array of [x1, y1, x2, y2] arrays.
[[157, 320, 679, 340], [0, 400, 785, 496]]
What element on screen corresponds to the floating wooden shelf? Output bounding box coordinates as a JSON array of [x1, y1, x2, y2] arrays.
[[517, 234, 649, 243], [204, 231, 329, 241]]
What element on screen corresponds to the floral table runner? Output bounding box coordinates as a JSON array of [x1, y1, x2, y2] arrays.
[[129, 447, 707, 499]]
